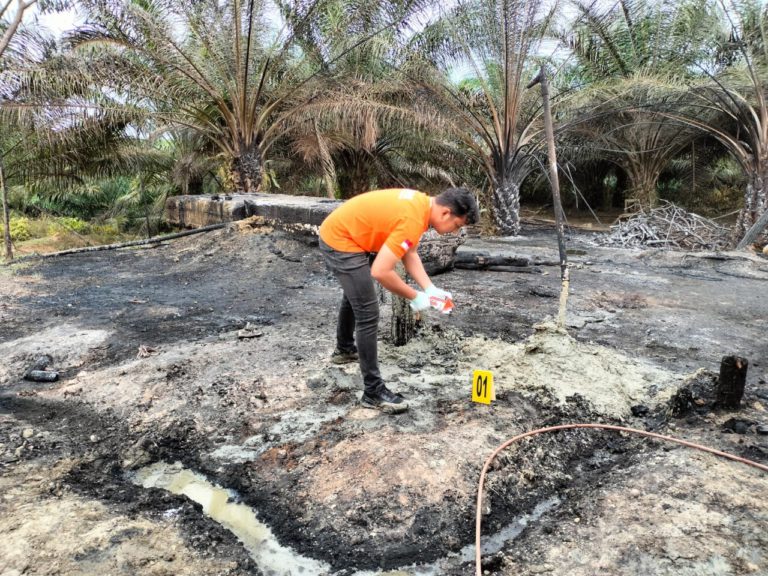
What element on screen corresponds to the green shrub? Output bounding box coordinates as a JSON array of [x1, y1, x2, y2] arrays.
[[89, 221, 125, 244], [0, 217, 32, 241], [56, 217, 91, 234], [90, 221, 120, 235]]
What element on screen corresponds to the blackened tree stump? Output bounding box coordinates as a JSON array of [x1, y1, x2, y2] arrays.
[[717, 355, 748, 409], [391, 263, 416, 346]]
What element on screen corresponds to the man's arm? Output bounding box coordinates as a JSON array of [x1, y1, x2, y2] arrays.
[[370, 245, 419, 300], [401, 248, 431, 289]]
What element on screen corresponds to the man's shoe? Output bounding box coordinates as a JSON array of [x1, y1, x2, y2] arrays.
[[330, 347, 358, 365], [360, 386, 409, 414]]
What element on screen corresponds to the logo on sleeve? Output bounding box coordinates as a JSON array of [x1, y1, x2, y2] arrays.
[[400, 239, 413, 251]]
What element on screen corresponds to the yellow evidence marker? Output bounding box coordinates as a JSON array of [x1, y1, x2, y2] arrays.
[[471, 370, 494, 404]]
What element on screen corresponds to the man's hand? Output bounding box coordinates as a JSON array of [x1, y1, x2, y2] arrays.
[[425, 284, 452, 301], [409, 291, 431, 311]]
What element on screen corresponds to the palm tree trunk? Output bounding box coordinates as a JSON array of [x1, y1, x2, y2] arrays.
[[624, 162, 660, 207], [1, 156, 12, 261], [323, 173, 336, 199], [350, 165, 369, 198], [734, 168, 766, 242], [231, 144, 262, 193], [141, 181, 152, 239], [338, 157, 370, 199], [736, 207, 768, 249], [492, 177, 521, 236]]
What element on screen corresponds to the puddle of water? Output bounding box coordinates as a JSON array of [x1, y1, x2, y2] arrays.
[[132, 461, 331, 576], [132, 462, 559, 576]]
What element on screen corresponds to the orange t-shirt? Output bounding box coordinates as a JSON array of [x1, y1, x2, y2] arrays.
[[319, 189, 431, 258]]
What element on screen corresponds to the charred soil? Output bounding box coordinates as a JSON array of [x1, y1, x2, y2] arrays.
[[1, 220, 767, 575]]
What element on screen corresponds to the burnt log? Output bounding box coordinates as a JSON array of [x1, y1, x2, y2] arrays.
[[417, 229, 466, 276], [11, 224, 226, 263], [717, 355, 748, 409], [454, 250, 531, 271], [23, 355, 57, 382], [486, 265, 542, 273], [24, 370, 59, 382]]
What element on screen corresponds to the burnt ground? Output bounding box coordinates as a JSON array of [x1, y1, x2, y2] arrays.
[[1, 218, 767, 576]]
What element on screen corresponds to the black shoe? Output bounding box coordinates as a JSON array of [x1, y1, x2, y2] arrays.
[[330, 347, 358, 365], [360, 386, 409, 414]]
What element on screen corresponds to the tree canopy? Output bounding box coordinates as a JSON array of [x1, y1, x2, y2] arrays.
[[3, 0, 768, 248]]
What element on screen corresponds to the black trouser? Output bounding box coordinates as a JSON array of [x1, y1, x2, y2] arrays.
[[319, 239, 383, 395]]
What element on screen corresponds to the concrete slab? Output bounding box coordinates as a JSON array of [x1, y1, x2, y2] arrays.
[[165, 193, 341, 229]]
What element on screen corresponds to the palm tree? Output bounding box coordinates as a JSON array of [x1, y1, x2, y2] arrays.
[[556, 0, 722, 208], [243, 0, 453, 199], [1, 0, 77, 259], [2, 0, 38, 259], [407, 0, 558, 235], [288, 75, 459, 198], [563, 77, 700, 207], [70, 0, 431, 194], [164, 129, 222, 196], [1, 26, 175, 260], [659, 0, 768, 244]]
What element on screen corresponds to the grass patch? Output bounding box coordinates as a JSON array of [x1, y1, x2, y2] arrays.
[[2, 216, 140, 258]]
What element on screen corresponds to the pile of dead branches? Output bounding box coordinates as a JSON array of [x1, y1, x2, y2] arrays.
[[600, 202, 731, 250]]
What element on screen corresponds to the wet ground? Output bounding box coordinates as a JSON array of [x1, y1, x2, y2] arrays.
[[1, 219, 767, 576]]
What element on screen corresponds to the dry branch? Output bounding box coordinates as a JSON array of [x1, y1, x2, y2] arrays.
[[599, 202, 730, 251]]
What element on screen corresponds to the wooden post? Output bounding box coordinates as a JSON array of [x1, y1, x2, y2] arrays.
[[717, 355, 748, 409], [527, 66, 569, 328]]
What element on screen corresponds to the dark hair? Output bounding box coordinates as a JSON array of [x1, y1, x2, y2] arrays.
[[435, 187, 479, 225]]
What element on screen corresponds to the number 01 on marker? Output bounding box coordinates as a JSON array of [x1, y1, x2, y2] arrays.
[[472, 370, 494, 404]]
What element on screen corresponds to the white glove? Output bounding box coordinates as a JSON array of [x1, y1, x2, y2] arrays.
[[425, 284, 452, 301], [409, 291, 431, 311]]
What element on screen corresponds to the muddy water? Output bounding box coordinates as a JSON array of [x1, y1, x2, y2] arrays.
[[132, 461, 331, 575], [132, 462, 561, 575]]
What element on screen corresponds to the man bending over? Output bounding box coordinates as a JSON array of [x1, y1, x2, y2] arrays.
[[318, 187, 479, 414]]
